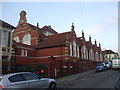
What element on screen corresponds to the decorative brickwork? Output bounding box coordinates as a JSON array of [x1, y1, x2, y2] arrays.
[[12, 11, 104, 78]]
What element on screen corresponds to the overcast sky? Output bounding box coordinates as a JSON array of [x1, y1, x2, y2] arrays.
[[1, 1, 119, 52]]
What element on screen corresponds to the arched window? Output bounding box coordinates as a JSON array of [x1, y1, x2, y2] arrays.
[[100, 53, 103, 61], [70, 43, 72, 56], [95, 52, 99, 61], [77, 46, 79, 57], [90, 49, 93, 60], [83, 45, 86, 58], [13, 36, 20, 42], [23, 34, 31, 45], [73, 41, 76, 57]]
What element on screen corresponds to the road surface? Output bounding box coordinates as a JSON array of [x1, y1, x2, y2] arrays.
[[58, 70, 120, 88]]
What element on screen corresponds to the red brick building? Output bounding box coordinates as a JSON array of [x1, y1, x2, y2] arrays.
[[12, 11, 104, 78]]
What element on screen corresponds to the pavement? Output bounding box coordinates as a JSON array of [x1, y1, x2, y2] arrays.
[[55, 70, 95, 85]]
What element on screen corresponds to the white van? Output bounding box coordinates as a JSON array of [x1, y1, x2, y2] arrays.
[[112, 59, 120, 69]]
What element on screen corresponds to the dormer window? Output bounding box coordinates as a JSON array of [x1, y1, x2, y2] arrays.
[[43, 31, 53, 36]]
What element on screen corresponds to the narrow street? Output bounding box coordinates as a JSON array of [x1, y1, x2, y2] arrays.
[[57, 70, 120, 88]]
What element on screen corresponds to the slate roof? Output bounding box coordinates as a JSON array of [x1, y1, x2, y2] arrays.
[[27, 23, 37, 30], [27, 23, 58, 34], [41, 26, 58, 35], [104, 50, 116, 54], [13, 40, 35, 49], [36, 31, 71, 49], [0, 20, 15, 29]]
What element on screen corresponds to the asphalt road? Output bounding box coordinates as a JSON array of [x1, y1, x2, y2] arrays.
[[58, 69, 120, 88]]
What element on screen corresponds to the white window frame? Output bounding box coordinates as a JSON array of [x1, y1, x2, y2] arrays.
[[95, 52, 99, 61], [81, 46, 84, 58], [83, 45, 86, 58], [100, 53, 102, 61], [14, 36, 20, 42], [89, 49, 92, 60], [21, 49, 27, 56], [70, 43, 72, 56], [73, 41, 76, 57], [23, 34, 31, 45], [25, 50, 27, 56], [2, 30, 7, 47], [21, 50, 24, 56], [43, 31, 53, 36]]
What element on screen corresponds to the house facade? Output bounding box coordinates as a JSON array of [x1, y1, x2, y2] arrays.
[[0, 20, 15, 74], [103, 50, 119, 61], [11, 11, 104, 78]]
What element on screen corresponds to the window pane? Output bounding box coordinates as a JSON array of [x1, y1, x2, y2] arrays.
[[77, 46, 79, 57], [2, 31, 7, 47], [21, 50, 24, 56], [44, 31, 53, 36], [23, 34, 31, 45], [22, 73, 39, 80], [25, 50, 27, 56], [8, 32, 11, 47], [70, 44, 72, 56], [73, 41, 76, 57], [9, 74, 25, 82], [2, 56, 8, 60], [14, 36, 20, 42]]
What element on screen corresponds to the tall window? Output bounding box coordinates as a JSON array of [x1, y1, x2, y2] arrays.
[[2, 30, 7, 47], [86, 48, 88, 59], [8, 32, 11, 47], [83, 46, 86, 58], [89, 49, 93, 60], [13, 36, 20, 43], [23, 34, 31, 45], [73, 41, 76, 57], [100, 53, 102, 61], [77, 46, 79, 57], [70, 43, 72, 56], [95, 52, 99, 61], [81, 46, 83, 58]]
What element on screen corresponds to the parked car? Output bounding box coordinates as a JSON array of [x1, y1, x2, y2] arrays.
[[96, 63, 108, 72], [103, 61, 111, 69], [0, 72, 57, 90]]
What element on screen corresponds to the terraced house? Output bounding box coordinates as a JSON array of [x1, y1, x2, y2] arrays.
[[11, 11, 104, 78]]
